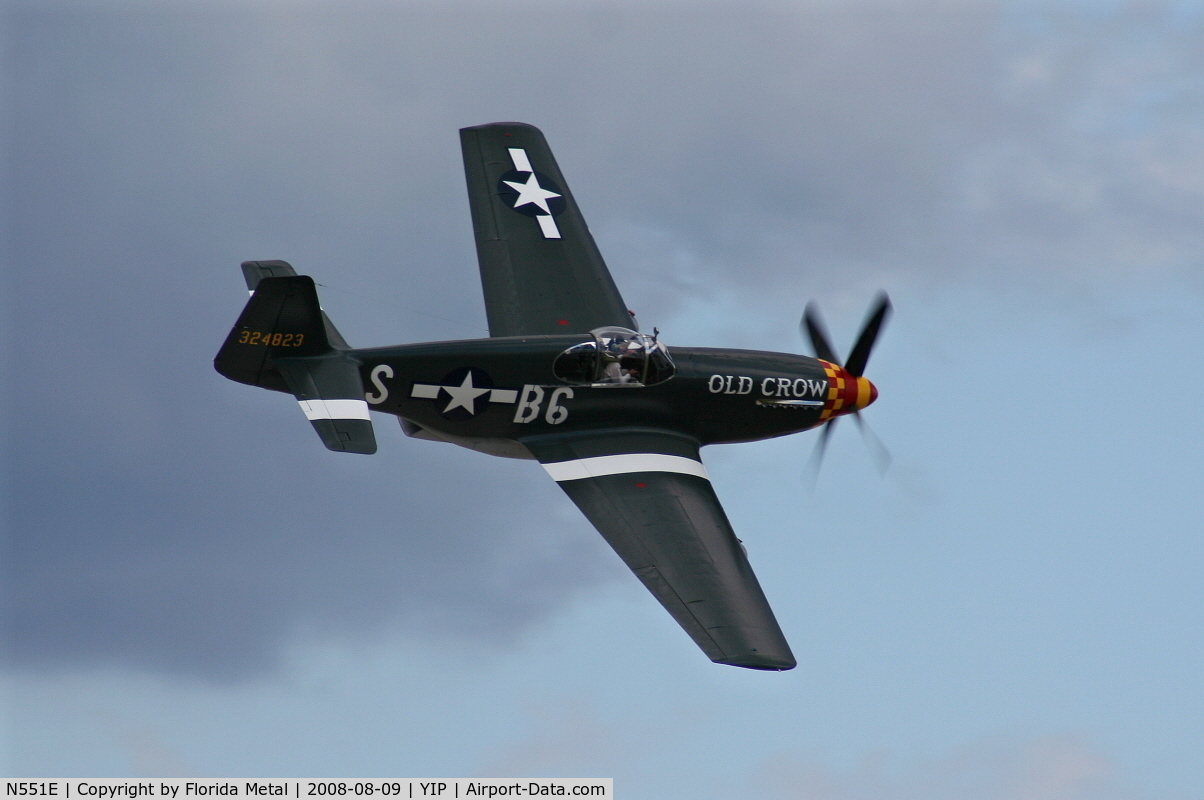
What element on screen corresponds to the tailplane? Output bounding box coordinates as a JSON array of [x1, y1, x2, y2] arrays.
[[215, 264, 377, 454]]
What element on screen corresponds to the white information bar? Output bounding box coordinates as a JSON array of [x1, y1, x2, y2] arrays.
[[3, 781, 612, 800]]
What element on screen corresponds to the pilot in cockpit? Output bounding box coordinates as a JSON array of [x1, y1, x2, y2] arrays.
[[553, 326, 676, 387]]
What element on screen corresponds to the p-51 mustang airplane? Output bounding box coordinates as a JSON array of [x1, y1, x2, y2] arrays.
[[216, 122, 889, 671]]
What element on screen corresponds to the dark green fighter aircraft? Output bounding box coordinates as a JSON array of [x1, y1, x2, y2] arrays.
[[215, 122, 890, 671]]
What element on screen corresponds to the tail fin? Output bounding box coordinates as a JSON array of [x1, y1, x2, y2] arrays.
[[240, 260, 350, 348], [215, 274, 333, 390], [215, 269, 377, 455]]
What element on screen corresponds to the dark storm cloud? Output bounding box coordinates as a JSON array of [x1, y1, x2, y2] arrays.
[[6, 1, 1203, 679]]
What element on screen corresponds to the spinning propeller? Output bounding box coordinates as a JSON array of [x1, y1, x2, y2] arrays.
[[801, 292, 892, 475]]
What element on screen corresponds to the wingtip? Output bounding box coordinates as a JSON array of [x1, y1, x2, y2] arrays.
[[459, 121, 544, 135], [714, 652, 797, 671]]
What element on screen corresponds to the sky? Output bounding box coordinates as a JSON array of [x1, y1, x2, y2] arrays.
[[4, 0, 1204, 796]]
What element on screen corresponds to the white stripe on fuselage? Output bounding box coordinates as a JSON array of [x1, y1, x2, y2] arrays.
[[541, 453, 709, 482]]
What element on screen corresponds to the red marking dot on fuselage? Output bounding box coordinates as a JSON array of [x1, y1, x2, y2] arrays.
[[636, 482, 647, 489], [557, 319, 569, 326]]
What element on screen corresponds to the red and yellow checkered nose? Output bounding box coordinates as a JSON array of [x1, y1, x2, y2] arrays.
[[857, 375, 879, 409], [817, 361, 879, 421]]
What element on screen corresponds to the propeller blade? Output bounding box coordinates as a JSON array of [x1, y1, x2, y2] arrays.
[[803, 292, 891, 484], [852, 411, 892, 475], [807, 417, 838, 479], [802, 302, 840, 364], [843, 292, 892, 378]]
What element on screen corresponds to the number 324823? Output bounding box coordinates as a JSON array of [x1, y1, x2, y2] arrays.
[[238, 330, 305, 347]]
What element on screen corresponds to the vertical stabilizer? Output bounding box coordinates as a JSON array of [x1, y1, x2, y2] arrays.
[[215, 273, 376, 454]]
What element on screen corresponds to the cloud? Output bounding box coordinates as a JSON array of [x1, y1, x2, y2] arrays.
[[6, 1, 1203, 681], [755, 734, 1129, 800], [472, 694, 623, 779]]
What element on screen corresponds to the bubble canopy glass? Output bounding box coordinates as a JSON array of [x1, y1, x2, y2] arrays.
[[553, 327, 676, 387]]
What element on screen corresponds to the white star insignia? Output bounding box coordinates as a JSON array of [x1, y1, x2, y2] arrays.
[[410, 376, 518, 414], [439, 372, 492, 414], [503, 172, 561, 215]]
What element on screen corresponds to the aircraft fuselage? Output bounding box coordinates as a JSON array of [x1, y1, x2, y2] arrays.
[[339, 336, 863, 457], [215, 121, 890, 670]]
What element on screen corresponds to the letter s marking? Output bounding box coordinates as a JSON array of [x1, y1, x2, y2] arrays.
[[365, 364, 393, 404]]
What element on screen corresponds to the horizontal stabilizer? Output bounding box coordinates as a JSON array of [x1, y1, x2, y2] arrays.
[[241, 259, 300, 291], [215, 273, 376, 454], [274, 354, 377, 455]]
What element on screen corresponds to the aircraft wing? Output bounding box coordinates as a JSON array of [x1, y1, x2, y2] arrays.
[[521, 429, 796, 670], [460, 122, 634, 337]]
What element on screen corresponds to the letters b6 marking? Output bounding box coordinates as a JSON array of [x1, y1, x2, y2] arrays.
[[514, 385, 573, 425]]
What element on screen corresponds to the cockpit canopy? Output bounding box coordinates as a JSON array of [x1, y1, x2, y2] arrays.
[[553, 327, 676, 387]]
